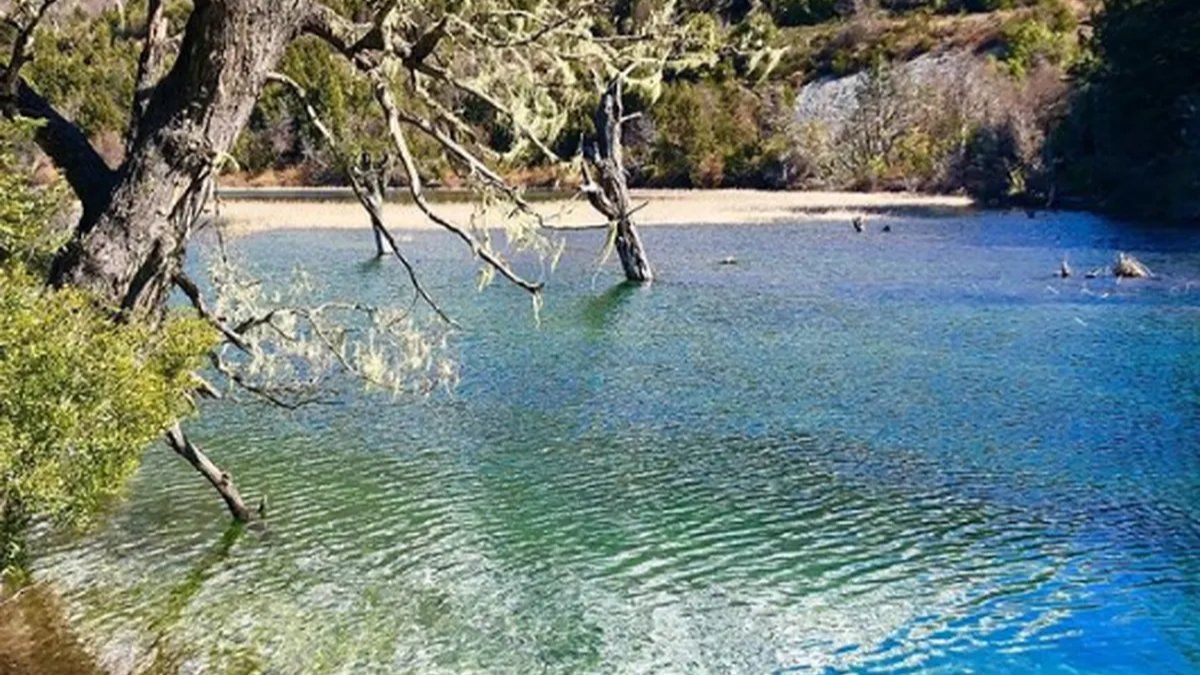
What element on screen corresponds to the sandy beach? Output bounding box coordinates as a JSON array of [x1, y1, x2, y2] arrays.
[[212, 189, 975, 236]]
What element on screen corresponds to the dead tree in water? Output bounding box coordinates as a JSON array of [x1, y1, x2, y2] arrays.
[[351, 153, 392, 257], [581, 77, 652, 283]]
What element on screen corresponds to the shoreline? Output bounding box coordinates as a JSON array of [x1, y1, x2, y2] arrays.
[[212, 188, 976, 236]]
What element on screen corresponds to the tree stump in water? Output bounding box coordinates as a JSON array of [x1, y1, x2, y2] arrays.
[[581, 77, 652, 283], [351, 152, 392, 257]]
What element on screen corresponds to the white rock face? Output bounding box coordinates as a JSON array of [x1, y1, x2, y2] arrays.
[[792, 51, 984, 135]]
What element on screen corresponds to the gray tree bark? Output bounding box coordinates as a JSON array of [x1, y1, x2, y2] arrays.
[[582, 77, 652, 283], [47, 0, 314, 317]]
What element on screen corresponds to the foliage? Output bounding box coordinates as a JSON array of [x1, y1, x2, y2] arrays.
[[996, 0, 1078, 78], [21, 7, 140, 161], [791, 55, 1065, 197], [767, 0, 838, 28], [636, 77, 797, 188], [0, 121, 217, 580], [205, 249, 460, 403], [1051, 0, 1200, 220], [0, 122, 67, 269]]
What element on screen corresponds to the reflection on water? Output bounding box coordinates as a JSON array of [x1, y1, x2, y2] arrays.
[[20, 212, 1200, 672]]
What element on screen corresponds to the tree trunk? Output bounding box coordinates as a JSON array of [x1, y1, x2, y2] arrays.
[[582, 77, 652, 283], [6, 0, 316, 521], [614, 217, 651, 282], [49, 0, 310, 316]]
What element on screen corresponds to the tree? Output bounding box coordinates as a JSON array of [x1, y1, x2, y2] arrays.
[[582, 76, 653, 282], [0, 119, 216, 577], [1053, 0, 1200, 219], [0, 0, 699, 527]]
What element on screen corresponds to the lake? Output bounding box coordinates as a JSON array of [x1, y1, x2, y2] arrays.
[[24, 210, 1200, 673]]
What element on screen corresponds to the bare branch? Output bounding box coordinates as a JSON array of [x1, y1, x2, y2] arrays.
[[165, 423, 254, 522], [371, 74, 544, 294], [173, 271, 253, 352], [299, 2, 384, 64], [387, 101, 546, 228], [265, 72, 458, 325], [10, 82, 118, 221]]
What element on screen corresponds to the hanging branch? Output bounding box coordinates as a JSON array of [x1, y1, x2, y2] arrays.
[[371, 74, 545, 294], [265, 72, 458, 326]]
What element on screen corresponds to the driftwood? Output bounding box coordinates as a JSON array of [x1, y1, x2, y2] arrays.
[[581, 77, 652, 282], [1113, 252, 1151, 278]]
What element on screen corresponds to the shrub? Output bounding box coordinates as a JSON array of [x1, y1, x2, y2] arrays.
[[769, 0, 839, 26], [1050, 0, 1200, 219], [0, 122, 216, 581], [791, 54, 1066, 197]]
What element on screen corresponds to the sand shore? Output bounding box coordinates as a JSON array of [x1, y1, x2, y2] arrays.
[[213, 189, 974, 235]]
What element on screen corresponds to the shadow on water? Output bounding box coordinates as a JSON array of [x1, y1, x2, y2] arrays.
[[789, 203, 978, 219], [581, 281, 643, 334], [143, 522, 248, 671], [0, 522, 249, 675], [355, 256, 386, 273]]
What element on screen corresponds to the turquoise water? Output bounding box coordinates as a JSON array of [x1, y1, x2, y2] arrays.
[[30, 212, 1200, 672]]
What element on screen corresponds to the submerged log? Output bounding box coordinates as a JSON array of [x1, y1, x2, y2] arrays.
[[1113, 252, 1151, 278], [165, 424, 254, 523], [581, 76, 652, 283]]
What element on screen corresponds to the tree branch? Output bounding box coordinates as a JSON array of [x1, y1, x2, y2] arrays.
[[127, 0, 171, 150], [265, 72, 459, 326], [1, 0, 116, 221], [165, 423, 254, 522], [174, 271, 254, 352], [0, 0, 56, 97], [415, 61, 561, 162], [371, 74, 544, 294], [299, 2, 384, 64], [10, 81, 118, 223]]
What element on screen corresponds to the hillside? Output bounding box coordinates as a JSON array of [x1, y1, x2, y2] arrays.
[[5, 0, 1198, 219]]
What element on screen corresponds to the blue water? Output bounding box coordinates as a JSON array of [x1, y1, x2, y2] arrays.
[[29, 210, 1200, 673]]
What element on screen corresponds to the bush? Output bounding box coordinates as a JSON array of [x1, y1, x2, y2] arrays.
[[768, 0, 838, 26], [791, 54, 1066, 197], [988, 0, 1078, 77], [1050, 0, 1200, 220], [0, 122, 216, 581]]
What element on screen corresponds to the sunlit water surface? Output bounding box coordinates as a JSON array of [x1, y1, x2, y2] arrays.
[[28, 211, 1200, 673]]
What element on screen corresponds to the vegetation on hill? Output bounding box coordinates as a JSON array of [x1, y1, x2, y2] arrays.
[[6, 0, 1197, 214]]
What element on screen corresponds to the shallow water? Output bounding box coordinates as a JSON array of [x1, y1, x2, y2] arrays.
[[27, 211, 1200, 673]]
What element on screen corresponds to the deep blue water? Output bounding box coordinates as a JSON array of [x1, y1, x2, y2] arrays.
[[30, 210, 1200, 673]]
